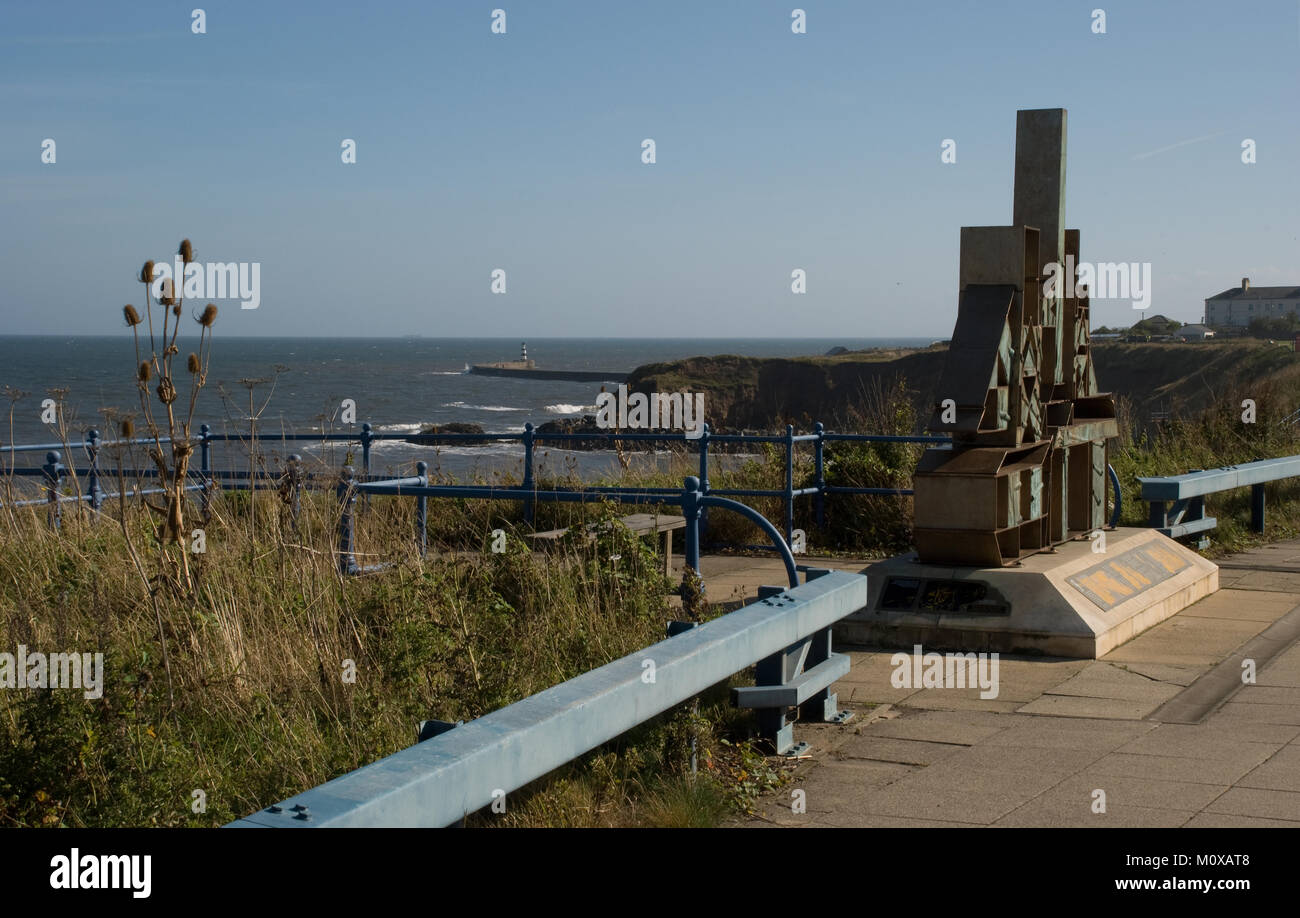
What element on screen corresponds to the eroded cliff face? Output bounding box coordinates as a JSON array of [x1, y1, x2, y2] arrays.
[[626, 348, 950, 432], [624, 340, 1300, 434]]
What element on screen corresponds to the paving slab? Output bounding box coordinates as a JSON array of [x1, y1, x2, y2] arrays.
[[859, 709, 1027, 746], [1177, 589, 1298, 622], [979, 717, 1157, 751], [1017, 694, 1165, 720], [818, 812, 978, 828], [1183, 812, 1300, 827], [938, 742, 1104, 777], [845, 758, 1065, 825], [995, 801, 1195, 828], [1022, 771, 1230, 813], [1211, 569, 1300, 593], [1109, 661, 1207, 686], [1204, 787, 1300, 822], [1115, 722, 1297, 758], [891, 692, 1026, 714], [1042, 661, 1188, 703], [833, 734, 968, 767], [1102, 615, 1270, 666], [784, 760, 915, 808], [1086, 748, 1278, 786], [1234, 685, 1300, 706], [1236, 745, 1300, 793]]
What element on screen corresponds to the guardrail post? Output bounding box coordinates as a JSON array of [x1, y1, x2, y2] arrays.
[[415, 460, 428, 558], [85, 429, 103, 512], [814, 422, 825, 530], [522, 423, 535, 525], [697, 423, 710, 545], [336, 465, 360, 575], [42, 450, 64, 530], [1251, 483, 1266, 533], [784, 425, 795, 543]]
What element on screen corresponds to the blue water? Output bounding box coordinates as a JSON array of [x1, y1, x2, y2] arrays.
[[0, 336, 932, 479]]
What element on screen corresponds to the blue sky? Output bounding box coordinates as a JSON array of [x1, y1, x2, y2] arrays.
[[1, 0, 1297, 337]]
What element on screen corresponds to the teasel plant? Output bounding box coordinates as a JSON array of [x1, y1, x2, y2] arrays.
[[121, 238, 217, 599]]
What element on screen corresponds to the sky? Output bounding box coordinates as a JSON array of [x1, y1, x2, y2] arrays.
[[1, 0, 1297, 338]]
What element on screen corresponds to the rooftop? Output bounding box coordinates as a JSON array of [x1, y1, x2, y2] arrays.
[[1208, 286, 1300, 301]]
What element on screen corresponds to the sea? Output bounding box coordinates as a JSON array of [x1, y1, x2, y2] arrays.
[[0, 336, 932, 481]]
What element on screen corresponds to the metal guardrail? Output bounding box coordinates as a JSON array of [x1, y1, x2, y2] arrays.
[[1138, 455, 1300, 538], [1, 422, 944, 543], [227, 568, 867, 828]]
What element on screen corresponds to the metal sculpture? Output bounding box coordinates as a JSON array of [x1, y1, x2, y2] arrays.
[[913, 109, 1118, 566]]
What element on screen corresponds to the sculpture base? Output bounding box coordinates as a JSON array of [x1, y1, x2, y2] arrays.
[[836, 528, 1218, 658]]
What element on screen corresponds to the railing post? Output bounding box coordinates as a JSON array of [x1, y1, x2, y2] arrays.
[[287, 454, 303, 531], [785, 425, 795, 543], [522, 423, 535, 525], [682, 476, 701, 575], [1107, 463, 1122, 529], [697, 422, 710, 544], [199, 423, 212, 519], [336, 465, 359, 575], [360, 422, 373, 512], [415, 460, 428, 559], [814, 422, 825, 530], [85, 429, 103, 512], [1251, 483, 1266, 533], [42, 450, 63, 530]]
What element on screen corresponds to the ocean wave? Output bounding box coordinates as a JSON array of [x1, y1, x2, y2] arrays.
[[544, 403, 591, 414], [443, 401, 523, 412], [421, 370, 464, 376], [372, 422, 426, 433]]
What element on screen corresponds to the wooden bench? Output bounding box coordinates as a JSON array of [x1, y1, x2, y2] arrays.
[[527, 513, 686, 577]]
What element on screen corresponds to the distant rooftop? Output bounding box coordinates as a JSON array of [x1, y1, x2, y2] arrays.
[[1207, 286, 1300, 300]]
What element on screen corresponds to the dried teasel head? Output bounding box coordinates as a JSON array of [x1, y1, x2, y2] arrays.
[[140, 261, 155, 284], [160, 278, 176, 307], [121, 419, 134, 438], [138, 361, 152, 382], [172, 304, 181, 317], [198, 304, 217, 328], [178, 239, 194, 264], [187, 353, 200, 374], [123, 304, 141, 327]]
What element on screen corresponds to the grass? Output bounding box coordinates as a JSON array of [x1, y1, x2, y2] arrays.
[[0, 452, 790, 828]]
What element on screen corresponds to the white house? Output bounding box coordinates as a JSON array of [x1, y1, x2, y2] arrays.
[[1205, 278, 1300, 327], [1176, 324, 1215, 340]]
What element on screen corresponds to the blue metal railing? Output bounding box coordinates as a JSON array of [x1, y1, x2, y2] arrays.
[[3, 421, 1131, 566], [2, 420, 943, 544], [1138, 455, 1300, 538]]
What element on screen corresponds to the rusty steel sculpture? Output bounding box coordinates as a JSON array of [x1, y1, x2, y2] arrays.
[[913, 108, 1118, 567]]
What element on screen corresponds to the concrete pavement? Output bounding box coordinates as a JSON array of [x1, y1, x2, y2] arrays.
[[716, 541, 1300, 827]]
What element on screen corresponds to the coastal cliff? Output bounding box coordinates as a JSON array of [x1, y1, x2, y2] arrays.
[[624, 340, 1300, 433]]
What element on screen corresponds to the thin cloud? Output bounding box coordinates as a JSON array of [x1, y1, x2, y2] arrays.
[[1131, 130, 1226, 160]]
